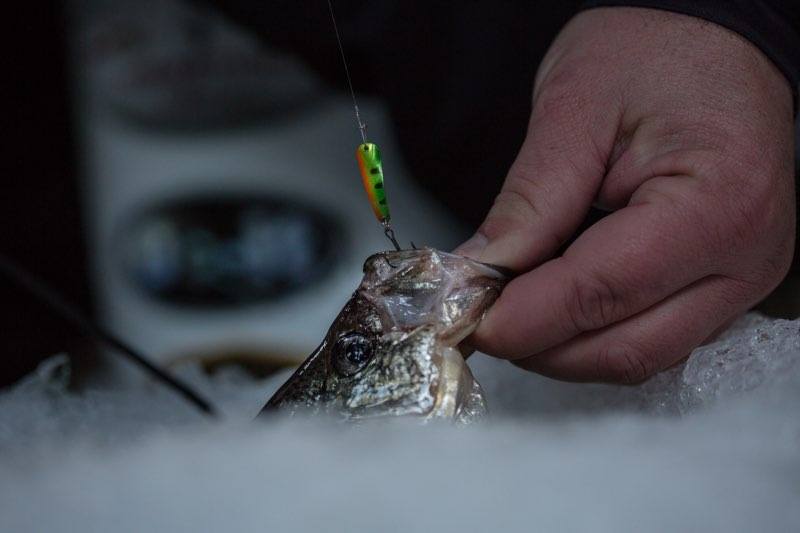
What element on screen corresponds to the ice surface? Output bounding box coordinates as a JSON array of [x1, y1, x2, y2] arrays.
[[1, 314, 799, 532]]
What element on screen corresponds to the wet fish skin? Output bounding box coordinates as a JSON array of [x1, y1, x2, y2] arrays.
[[260, 248, 507, 423]]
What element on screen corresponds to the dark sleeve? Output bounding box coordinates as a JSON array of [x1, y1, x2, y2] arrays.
[[579, 1, 800, 101]]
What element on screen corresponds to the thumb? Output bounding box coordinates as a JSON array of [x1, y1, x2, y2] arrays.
[[455, 75, 618, 271]]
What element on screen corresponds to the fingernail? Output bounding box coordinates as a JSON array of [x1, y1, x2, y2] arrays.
[[453, 232, 489, 259]]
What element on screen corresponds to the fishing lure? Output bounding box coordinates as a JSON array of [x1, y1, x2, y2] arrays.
[[327, 0, 401, 251], [355, 142, 400, 249], [356, 143, 388, 222], [356, 140, 402, 251]]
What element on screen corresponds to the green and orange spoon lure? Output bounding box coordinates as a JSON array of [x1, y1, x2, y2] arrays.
[[326, 0, 401, 251]]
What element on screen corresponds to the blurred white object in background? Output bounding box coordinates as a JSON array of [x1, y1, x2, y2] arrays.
[[70, 0, 467, 379]]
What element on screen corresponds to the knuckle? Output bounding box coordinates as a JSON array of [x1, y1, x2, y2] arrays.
[[535, 62, 577, 98], [563, 271, 624, 333], [489, 188, 542, 230], [722, 176, 776, 246], [712, 161, 795, 281], [714, 146, 792, 233], [759, 229, 795, 283], [530, 69, 596, 135], [738, 230, 796, 295], [771, 233, 796, 281], [595, 341, 655, 384], [533, 83, 585, 122]]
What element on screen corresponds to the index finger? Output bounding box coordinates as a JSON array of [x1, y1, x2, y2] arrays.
[[473, 175, 725, 359], [455, 67, 619, 271]]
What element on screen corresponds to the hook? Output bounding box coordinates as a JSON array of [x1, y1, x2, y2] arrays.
[[383, 224, 401, 251]]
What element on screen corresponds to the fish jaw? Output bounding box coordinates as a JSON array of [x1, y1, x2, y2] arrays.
[[260, 248, 507, 422], [259, 340, 328, 416]]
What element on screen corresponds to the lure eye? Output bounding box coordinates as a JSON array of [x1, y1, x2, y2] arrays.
[[332, 332, 373, 376]]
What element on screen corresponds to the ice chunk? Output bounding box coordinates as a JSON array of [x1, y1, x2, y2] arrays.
[[679, 317, 800, 412], [0, 354, 285, 455], [473, 314, 800, 417]]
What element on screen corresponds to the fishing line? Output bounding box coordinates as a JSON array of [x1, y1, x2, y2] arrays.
[[0, 252, 218, 417], [326, 0, 367, 144], [327, 0, 405, 252]]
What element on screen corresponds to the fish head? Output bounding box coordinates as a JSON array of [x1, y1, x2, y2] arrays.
[[260, 248, 507, 422]]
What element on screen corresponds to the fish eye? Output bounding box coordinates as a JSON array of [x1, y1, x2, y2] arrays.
[[332, 332, 373, 376]]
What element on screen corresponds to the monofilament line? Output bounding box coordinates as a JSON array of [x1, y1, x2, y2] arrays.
[[326, 0, 367, 144]]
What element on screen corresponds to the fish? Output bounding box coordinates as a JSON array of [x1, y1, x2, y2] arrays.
[[259, 247, 508, 424]]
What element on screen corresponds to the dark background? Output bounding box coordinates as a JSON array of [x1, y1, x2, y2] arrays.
[[3, 3, 94, 386], [2, 2, 798, 387]]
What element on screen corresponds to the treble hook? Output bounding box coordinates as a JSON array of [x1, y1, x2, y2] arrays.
[[383, 223, 402, 252]]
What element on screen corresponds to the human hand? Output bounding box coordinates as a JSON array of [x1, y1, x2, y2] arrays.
[[456, 7, 796, 382]]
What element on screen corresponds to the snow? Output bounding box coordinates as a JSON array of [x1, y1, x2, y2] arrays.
[[1, 314, 799, 532]]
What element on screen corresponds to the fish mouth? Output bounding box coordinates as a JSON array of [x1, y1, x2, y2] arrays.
[[364, 248, 512, 280], [354, 248, 503, 421], [361, 248, 508, 338]]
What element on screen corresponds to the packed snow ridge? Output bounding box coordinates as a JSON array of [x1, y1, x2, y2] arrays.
[[1, 314, 798, 532]]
